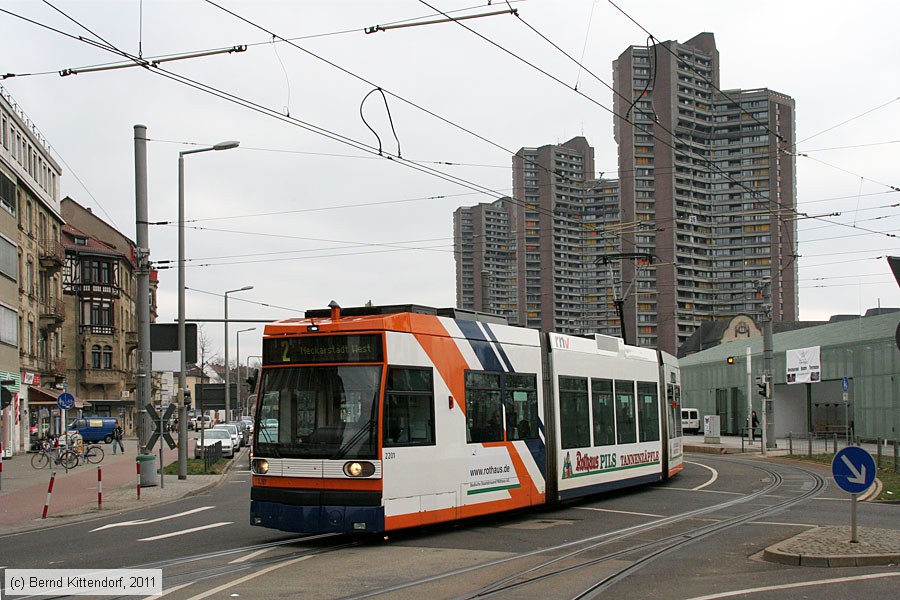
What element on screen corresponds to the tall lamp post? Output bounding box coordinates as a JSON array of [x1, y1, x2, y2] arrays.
[[224, 286, 253, 422], [235, 327, 255, 416], [178, 140, 239, 480]]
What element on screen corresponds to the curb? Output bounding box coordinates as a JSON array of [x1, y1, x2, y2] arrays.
[[0, 450, 245, 537]]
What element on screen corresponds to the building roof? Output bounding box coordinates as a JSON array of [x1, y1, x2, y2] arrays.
[[61, 223, 129, 259], [680, 311, 900, 367]]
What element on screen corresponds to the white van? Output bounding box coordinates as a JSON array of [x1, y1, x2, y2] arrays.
[[681, 408, 701, 435]]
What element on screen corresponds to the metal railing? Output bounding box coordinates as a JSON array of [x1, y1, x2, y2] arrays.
[[786, 432, 900, 473], [202, 441, 222, 472]]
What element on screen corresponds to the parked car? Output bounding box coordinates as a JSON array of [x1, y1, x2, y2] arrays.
[[228, 421, 250, 446], [68, 417, 117, 444], [240, 415, 254, 433], [213, 424, 241, 448], [190, 415, 212, 430], [194, 428, 234, 459]]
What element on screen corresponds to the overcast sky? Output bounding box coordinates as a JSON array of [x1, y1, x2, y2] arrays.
[[2, 0, 898, 364]]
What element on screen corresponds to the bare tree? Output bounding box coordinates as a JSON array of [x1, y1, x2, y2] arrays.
[[196, 324, 220, 383]]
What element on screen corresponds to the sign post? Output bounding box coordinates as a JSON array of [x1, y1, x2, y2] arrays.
[[144, 403, 177, 489], [57, 393, 75, 473], [832, 446, 876, 543], [842, 377, 850, 442]]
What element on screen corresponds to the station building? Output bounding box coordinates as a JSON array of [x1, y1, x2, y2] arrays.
[[679, 310, 900, 440]]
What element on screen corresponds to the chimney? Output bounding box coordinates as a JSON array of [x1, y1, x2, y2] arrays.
[[329, 300, 341, 321]]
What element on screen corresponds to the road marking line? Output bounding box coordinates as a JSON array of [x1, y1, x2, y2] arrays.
[[575, 507, 664, 518], [685, 571, 900, 600], [665, 487, 742, 495], [185, 555, 312, 600], [139, 522, 232, 541], [92, 506, 215, 532], [228, 547, 272, 564], [141, 582, 193, 599], [686, 460, 719, 490]]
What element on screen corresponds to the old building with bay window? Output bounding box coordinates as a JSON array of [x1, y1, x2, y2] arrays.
[[61, 197, 139, 434]]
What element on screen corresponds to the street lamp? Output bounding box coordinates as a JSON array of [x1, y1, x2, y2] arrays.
[[178, 139, 239, 480], [235, 327, 255, 416], [224, 285, 253, 421]]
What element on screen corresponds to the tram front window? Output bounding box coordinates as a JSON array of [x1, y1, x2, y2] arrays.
[[255, 365, 382, 459]]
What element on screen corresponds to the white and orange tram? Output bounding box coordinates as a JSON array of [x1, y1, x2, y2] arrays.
[[250, 303, 683, 534]]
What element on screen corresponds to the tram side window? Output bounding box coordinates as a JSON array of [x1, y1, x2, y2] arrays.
[[384, 367, 435, 447], [466, 371, 503, 443], [559, 376, 590, 449], [591, 378, 616, 446], [506, 373, 538, 441], [637, 382, 660, 442], [615, 380, 637, 445], [667, 384, 680, 439]]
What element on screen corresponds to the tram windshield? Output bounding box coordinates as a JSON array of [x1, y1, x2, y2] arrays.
[[255, 364, 382, 459]]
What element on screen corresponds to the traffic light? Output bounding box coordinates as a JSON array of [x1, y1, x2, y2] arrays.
[[756, 376, 771, 399], [0, 387, 11, 409], [726, 356, 735, 365]]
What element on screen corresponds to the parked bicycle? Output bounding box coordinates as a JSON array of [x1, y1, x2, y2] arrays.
[[75, 443, 104, 466], [31, 439, 78, 470]]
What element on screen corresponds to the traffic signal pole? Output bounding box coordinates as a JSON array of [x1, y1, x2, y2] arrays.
[[762, 278, 774, 451]]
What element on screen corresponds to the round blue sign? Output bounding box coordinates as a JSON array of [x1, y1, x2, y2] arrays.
[[832, 446, 876, 494], [57, 392, 75, 410]]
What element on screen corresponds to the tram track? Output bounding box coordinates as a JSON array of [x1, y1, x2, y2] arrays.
[[342, 457, 825, 600], [46, 458, 826, 600]]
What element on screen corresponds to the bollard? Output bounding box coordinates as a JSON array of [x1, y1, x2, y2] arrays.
[[42, 471, 56, 519], [136, 460, 141, 500], [98, 466, 102, 509]]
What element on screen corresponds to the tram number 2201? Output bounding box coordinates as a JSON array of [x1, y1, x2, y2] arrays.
[[383, 451, 396, 460]]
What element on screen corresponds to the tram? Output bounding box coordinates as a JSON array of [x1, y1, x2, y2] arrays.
[[250, 303, 683, 534]]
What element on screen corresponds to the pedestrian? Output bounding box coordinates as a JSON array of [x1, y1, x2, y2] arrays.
[[112, 420, 125, 454], [750, 410, 760, 441]]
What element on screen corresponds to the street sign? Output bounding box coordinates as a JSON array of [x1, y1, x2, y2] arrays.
[[832, 446, 876, 494], [145, 403, 177, 452], [57, 392, 75, 410]]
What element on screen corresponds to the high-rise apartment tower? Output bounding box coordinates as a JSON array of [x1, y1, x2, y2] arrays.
[[613, 32, 797, 353]]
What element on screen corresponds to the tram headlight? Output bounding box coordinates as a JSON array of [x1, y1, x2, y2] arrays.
[[343, 461, 375, 477], [251, 458, 269, 475]]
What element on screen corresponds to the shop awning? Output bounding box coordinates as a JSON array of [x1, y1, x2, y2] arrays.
[[28, 386, 91, 408]]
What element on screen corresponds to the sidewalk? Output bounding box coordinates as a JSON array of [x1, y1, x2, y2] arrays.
[[0, 438, 227, 535], [684, 434, 900, 567]]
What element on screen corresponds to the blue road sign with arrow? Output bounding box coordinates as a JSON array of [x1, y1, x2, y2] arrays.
[[832, 446, 876, 494], [57, 392, 75, 410]]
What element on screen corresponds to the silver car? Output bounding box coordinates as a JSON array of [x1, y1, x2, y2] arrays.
[[227, 421, 250, 446], [195, 428, 234, 458], [212, 424, 241, 449]]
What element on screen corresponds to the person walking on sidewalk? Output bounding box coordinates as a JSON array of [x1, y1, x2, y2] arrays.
[[112, 420, 125, 454], [750, 410, 760, 441]]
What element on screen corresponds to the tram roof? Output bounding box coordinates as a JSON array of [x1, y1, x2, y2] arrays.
[[264, 304, 508, 336]]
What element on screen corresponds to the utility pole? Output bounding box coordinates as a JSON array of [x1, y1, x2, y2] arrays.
[[762, 278, 776, 449], [134, 125, 151, 455]]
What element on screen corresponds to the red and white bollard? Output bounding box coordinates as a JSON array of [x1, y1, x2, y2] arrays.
[[42, 471, 56, 519], [136, 460, 141, 500], [97, 466, 102, 509]]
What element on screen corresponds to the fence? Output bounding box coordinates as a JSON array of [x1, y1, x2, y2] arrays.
[[202, 441, 222, 473], [786, 432, 900, 473]]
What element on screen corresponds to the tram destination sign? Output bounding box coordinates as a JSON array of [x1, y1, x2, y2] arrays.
[[263, 334, 383, 365]]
